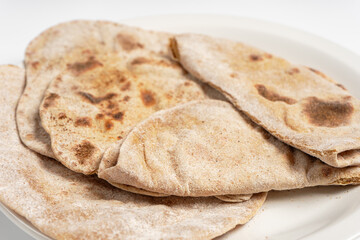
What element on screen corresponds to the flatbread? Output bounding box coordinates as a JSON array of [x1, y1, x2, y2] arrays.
[[171, 34, 360, 168], [19, 20, 206, 175], [98, 142, 168, 197], [99, 100, 360, 196], [99, 142, 252, 201], [1, 65, 266, 240]]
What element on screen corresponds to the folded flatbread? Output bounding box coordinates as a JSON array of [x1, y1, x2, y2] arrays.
[[99, 100, 360, 196], [99, 142, 252, 201], [17, 21, 206, 175], [171, 34, 360, 168], [1, 65, 267, 240]]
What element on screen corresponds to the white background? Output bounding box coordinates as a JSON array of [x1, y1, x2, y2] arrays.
[[0, 0, 359, 239]]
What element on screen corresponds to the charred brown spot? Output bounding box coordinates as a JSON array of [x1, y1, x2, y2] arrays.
[[118, 76, 127, 83], [303, 97, 354, 127], [131, 57, 150, 65], [308, 67, 327, 79], [184, 81, 192, 87], [141, 90, 156, 107], [96, 113, 104, 119], [230, 73, 237, 78], [67, 57, 103, 75], [74, 117, 92, 127], [78, 92, 117, 104], [123, 96, 130, 102], [105, 119, 114, 130], [121, 82, 131, 91], [117, 136, 123, 140], [322, 168, 332, 177], [58, 112, 67, 119], [117, 33, 143, 51], [107, 102, 116, 109], [249, 54, 263, 61], [73, 141, 95, 164], [255, 84, 297, 104], [43, 93, 59, 109], [112, 112, 124, 121], [287, 68, 300, 75], [336, 83, 347, 90], [31, 61, 40, 69]]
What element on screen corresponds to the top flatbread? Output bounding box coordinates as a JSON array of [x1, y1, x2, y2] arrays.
[[1, 65, 267, 240], [171, 34, 360, 168], [18, 20, 206, 175], [98, 100, 360, 196]]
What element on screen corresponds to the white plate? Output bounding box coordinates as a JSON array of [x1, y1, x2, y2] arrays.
[[2, 15, 360, 240]]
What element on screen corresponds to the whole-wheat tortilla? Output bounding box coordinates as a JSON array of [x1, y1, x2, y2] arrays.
[[171, 34, 360, 168], [99, 142, 252, 201], [17, 20, 206, 175], [99, 100, 360, 196], [1, 65, 267, 239]]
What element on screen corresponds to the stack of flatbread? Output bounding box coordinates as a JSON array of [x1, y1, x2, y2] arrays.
[[0, 20, 359, 239]]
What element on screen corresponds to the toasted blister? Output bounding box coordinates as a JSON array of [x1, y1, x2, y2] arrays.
[[1, 65, 267, 240], [98, 100, 360, 196], [170, 34, 360, 168], [19, 20, 207, 175]]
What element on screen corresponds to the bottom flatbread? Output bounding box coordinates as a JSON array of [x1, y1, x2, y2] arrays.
[[0, 65, 266, 239]]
